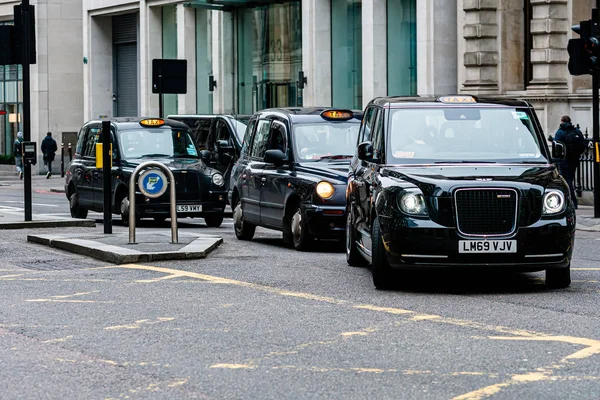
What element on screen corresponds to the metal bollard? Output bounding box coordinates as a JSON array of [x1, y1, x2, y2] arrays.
[[60, 143, 65, 178]]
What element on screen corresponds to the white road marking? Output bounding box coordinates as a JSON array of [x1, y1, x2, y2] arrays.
[[3, 201, 58, 207]]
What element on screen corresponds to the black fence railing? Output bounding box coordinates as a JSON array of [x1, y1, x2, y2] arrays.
[[577, 146, 594, 195]]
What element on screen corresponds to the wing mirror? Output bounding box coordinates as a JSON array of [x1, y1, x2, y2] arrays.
[[216, 139, 234, 154], [552, 141, 566, 160], [264, 149, 286, 166], [357, 141, 374, 161], [199, 149, 213, 163]]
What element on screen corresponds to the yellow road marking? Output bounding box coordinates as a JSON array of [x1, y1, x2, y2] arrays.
[[211, 363, 255, 369], [41, 335, 73, 343], [25, 299, 110, 303], [489, 335, 600, 361], [51, 291, 98, 299], [0, 274, 24, 279], [104, 317, 175, 331], [135, 275, 181, 283], [572, 268, 600, 271]]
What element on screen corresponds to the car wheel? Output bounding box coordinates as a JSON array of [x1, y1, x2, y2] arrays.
[[290, 205, 313, 251], [205, 214, 224, 228], [233, 201, 256, 240], [545, 265, 571, 289], [346, 206, 366, 267], [69, 192, 88, 219], [120, 196, 136, 226], [371, 216, 394, 290]]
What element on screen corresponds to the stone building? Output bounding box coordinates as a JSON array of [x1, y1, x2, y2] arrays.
[[0, 0, 596, 166]]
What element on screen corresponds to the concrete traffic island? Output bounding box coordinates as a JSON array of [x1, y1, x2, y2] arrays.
[[27, 231, 223, 264]]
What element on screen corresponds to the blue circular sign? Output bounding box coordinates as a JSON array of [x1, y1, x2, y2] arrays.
[[138, 169, 168, 198]]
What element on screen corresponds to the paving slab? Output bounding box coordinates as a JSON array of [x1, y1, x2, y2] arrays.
[[27, 231, 223, 264]]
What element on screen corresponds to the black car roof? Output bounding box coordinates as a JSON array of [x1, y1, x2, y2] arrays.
[[368, 96, 531, 108], [256, 107, 363, 123], [84, 117, 191, 131]]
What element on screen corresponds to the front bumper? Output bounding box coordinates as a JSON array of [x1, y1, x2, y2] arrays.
[[304, 204, 346, 239], [134, 190, 227, 218], [379, 214, 575, 272]]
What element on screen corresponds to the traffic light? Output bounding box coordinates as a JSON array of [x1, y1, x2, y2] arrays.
[[568, 19, 600, 75]]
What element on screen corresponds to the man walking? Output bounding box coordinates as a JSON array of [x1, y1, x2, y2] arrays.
[[554, 116, 586, 209], [41, 131, 58, 179], [14, 131, 24, 180]]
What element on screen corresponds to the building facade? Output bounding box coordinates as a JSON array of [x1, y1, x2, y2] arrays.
[[0, 0, 83, 170], [0, 0, 595, 165]]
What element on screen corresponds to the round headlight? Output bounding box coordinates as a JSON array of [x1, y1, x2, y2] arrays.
[[543, 190, 565, 214], [212, 173, 225, 187], [316, 181, 335, 199], [397, 192, 428, 216]]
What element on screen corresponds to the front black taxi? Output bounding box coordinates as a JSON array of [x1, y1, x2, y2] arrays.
[[229, 108, 362, 250], [346, 96, 576, 290], [65, 117, 227, 227]]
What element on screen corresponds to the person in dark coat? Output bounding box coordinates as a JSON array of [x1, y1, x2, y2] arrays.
[[554, 115, 586, 209], [41, 131, 58, 179], [14, 131, 24, 180]]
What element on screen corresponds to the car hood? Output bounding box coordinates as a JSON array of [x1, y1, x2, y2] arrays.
[[381, 164, 560, 196], [295, 161, 350, 185], [121, 158, 217, 174]]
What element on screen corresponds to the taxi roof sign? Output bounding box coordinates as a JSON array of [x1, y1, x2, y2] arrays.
[[140, 118, 165, 127], [437, 96, 477, 104], [321, 110, 354, 121]]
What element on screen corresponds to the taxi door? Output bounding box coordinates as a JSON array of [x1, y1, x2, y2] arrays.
[[77, 126, 100, 207], [241, 119, 271, 223], [93, 127, 118, 209], [260, 120, 291, 229]]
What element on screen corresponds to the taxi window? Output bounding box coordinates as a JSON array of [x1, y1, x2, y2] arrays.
[[82, 128, 101, 158], [387, 107, 546, 164], [293, 122, 360, 161], [241, 118, 256, 157], [118, 128, 198, 159], [250, 120, 272, 158]]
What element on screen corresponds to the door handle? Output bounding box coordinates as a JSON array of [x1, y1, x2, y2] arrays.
[[261, 177, 267, 182]]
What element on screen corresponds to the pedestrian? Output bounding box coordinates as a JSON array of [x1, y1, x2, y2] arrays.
[[14, 131, 24, 180], [554, 115, 586, 209], [41, 131, 58, 179]]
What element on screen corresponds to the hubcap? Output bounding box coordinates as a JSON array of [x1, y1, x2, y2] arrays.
[[346, 210, 352, 256], [233, 204, 243, 232], [120, 197, 129, 216], [291, 210, 302, 244]]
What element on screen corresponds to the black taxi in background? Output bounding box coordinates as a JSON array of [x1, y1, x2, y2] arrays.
[[229, 108, 362, 250], [65, 117, 228, 227], [346, 96, 576, 290]]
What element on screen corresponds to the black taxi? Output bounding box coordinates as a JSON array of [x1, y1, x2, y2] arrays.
[[65, 117, 228, 227], [229, 108, 362, 250], [346, 96, 576, 289]]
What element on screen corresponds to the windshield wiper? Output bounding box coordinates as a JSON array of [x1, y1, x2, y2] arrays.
[[434, 160, 497, 164], [317, 155, 353, 161], [140, 153, 171, 158], [172, 154, 199, 158]]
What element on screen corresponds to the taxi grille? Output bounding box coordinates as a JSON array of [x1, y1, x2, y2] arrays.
[[454, 188, 518, 236], [174, 172, 201, 201]]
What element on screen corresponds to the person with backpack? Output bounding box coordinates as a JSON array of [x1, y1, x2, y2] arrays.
[[14, 131, 24, 180], [554, 115, 586, 209], [41, 131, 58, 179]]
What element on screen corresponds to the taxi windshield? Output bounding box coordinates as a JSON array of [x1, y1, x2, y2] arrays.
[[119, 128, 199, 159], [387, 107, 548, 164], [293, 122, 360, 161]]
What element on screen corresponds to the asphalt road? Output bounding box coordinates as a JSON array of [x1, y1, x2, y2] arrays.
[[1, 184, 600, 399]]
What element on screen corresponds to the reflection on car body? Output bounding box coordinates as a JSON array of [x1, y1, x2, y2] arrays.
[[229, 108, 362, 250], [65, 117, 228, 227], [346, 96, 575, 290]]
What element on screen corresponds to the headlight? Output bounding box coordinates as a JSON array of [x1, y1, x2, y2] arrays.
[[316, 181, 335, 199], [212, 173, 225, 187], [397, 191, 428, 216], [543, 190, 565, 215]]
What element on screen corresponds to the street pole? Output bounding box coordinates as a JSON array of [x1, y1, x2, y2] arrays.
[[158, 69, 163, 118], [595, 3, 600, 218], [21, 0, 32, 222], [102, 120, 112, 234]]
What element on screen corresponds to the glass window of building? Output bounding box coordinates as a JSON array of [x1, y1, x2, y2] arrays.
[[162, 5, 178, 116], [237, 1, 302, 114], [0, 20, 23, 156], [387, 0, 416, 96], [331, 0, 362, 109], [196, 9, 213, 114]]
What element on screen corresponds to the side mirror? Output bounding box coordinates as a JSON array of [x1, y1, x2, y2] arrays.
[[200, 149, 212, 163], [357, 141, 374, 161], [216, 139, 234, 154], [552, 141, 566, 160], [264, 149, 286, 166]]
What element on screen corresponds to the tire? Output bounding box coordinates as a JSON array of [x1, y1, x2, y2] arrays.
[[371, 217, 395, 290], [205, 214, 224, 228], [545, 265, 571, 289], [233, 201, 256, 240], [69, 191, 88, 219], [346, 206, 366, 267], [289, 205, 313, 251], [119, 196, 134, 226]]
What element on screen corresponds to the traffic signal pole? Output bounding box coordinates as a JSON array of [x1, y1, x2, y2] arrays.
[[20, 0, 32, 222]]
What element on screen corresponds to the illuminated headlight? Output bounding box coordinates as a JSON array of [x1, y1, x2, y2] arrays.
[[212, 173, 225, 187], [397, 191, 428, 216], [543, 190, 565, 215], [316, 181, 335, 199]]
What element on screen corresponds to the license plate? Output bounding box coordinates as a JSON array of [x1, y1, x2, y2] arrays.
[[176, 205, 202, 213], [459, 240, 517, 253]]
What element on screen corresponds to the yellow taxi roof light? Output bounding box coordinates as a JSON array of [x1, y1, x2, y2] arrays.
[[437, 96, 477, 104], [321, 110, 354, 121], [140, 118, 166, 127]]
